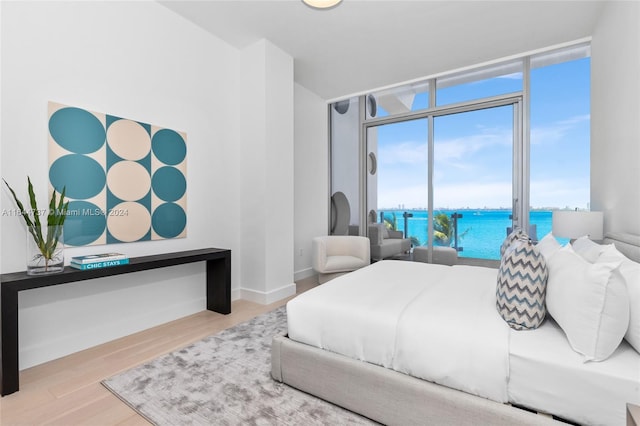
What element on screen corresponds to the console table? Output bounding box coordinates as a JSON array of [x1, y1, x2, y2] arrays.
[[0, 248, 231, 396]]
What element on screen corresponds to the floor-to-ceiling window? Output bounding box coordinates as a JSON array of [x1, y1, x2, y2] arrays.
[[529, 45, 591, 244], [330, 42, 590, 262], [366, 118, 429, 246]]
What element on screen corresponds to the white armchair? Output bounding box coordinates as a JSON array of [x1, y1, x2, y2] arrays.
[[312, 236, 371, 284]]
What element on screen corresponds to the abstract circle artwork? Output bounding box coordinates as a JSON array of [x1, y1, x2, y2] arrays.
[[48, 101, 187, 246]]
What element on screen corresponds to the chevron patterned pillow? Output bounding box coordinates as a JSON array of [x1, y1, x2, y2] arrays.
[[500, 227, 525, 257], [496, 235, 549, 330]]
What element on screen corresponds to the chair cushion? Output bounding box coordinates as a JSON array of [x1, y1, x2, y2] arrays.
[[324, 255, 369, 273], [413, 246, 458, 266]]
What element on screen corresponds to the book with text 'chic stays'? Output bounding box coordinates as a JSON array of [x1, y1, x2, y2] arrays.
[[71, 253, 128, 264], [70, 258, 130, 270]]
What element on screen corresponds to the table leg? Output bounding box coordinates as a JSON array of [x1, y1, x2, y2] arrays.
[[206, 253, 231, 314], [1, 287, 20, 396]]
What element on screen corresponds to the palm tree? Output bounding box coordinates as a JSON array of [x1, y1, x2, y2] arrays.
[[433, 213, 452, 246], [382, 212, 420, 248], [382, 212, 397, 231]]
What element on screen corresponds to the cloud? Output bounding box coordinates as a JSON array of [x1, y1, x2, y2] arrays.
[[530, 178, 590, 209], [377, 140, 427, 165], [378, 181, 513, 210], [434, 125, 511, 169], [377, 183, 428, 210], [373, 113, 590, 209], [531, 114, 590, 146]]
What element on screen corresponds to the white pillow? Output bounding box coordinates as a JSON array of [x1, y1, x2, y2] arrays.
[[572, 238, 640, 354], [594, 245, 640, 354], [535, 232, 562, 261], [546, 244, 629, 361], [571, 236, 612, 262]]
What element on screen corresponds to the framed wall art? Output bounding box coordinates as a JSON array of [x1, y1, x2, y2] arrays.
[[48, 101, 187, 246]]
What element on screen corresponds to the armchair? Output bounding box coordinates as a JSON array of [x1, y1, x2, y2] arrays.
[[312, 236, 371, 284], [368, 223, 412, 261]]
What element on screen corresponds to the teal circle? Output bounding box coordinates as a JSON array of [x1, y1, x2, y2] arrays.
[[152, 203, 186, 238], [152, 129, 186, 165], [49, 107, 105, 154], [152, 167, 186, 202], [63, 200, 106, 246], [50, 154, 106, 199]]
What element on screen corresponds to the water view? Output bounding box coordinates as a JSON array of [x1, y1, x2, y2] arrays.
[[379, 209, 556, 260]]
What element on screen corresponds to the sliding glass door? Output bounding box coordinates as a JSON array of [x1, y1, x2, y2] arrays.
[[366, 119, 428, 246], [433, 104, 516, 260], [365, 102, 518, 261]]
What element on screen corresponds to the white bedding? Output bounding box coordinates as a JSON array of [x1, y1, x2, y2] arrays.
[[287, 260, 510, 403], [509, 317, 640, 426], [392, 265, 510, 402], [287, 260, 451, 368], [287, 259, 640, 426]]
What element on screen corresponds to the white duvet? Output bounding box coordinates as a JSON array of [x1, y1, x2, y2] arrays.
[[287, 260, 510, 402]]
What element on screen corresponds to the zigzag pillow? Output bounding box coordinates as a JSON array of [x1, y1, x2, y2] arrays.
[[500, 227, 525, 257], [496, 235, 548, 330]]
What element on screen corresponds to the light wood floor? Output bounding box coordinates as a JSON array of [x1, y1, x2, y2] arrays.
[[0, 276, 319, 426]]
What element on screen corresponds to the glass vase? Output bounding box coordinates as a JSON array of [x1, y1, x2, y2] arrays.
[[26, 225, 65, 275]]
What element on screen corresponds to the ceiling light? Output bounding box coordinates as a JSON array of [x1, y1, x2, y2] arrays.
[[302, 0, 343, 10]]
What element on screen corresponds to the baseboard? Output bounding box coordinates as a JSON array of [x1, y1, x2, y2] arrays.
[[240, 282, 297, 305], [294, 267, 315, 281], [231, 288, 242, 301]]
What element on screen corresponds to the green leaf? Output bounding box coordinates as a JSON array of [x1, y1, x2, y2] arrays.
[[27, 177, 44, 246], [3, 177, 69, 262], [3, 178, 35, 229]]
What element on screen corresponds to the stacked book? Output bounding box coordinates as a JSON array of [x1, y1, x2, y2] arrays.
[[70, 253, 129, 270]]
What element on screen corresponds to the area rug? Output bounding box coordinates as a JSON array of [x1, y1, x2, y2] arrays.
[[102, 306, 377, 425]]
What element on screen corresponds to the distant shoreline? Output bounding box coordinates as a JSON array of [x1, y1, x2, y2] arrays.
[[378, 207, 580, 212]]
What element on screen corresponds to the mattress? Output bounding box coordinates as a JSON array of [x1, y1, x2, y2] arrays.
[[509, 317, 640, 426], [287, 260, 510, 402]]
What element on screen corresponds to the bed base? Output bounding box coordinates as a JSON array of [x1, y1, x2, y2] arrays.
[[271, 334, 558, 426]]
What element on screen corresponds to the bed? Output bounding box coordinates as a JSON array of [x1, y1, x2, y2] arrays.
[[271, 233, 640, 426]]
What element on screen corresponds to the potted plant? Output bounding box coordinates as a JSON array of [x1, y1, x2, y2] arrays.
[[3, 177, 69, 275]]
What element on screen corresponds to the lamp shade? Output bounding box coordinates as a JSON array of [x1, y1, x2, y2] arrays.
[[302, 0, 342, 9], [552, 211, 604, 240]]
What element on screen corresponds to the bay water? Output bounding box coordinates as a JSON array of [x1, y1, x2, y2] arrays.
[[379, 209, 555, 260]]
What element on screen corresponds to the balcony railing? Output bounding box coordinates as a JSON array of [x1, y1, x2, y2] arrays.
[[377, 209, 552, 261]]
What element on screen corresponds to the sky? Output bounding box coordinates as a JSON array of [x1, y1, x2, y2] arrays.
[[374, 58, 591, 211]]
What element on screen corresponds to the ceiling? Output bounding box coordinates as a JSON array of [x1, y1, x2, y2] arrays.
[[159, 1, 604, 101]]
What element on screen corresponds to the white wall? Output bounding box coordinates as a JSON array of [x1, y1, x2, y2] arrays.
[[239, 40, 295, 303], [1, 1, 243, 368], [293, 83, 329, 279], [591, 1, 640, 235]]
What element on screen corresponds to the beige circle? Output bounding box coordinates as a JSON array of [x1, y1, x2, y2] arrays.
[[107, 119, 151, 161], [107, 202, 151, 242], [107, 161, 150, 201]]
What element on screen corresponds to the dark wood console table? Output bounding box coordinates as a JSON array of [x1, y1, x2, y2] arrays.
[[0, 248, 231, 396]]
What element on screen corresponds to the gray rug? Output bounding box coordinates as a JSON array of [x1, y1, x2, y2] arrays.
[[102, 307, 377, 425]]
